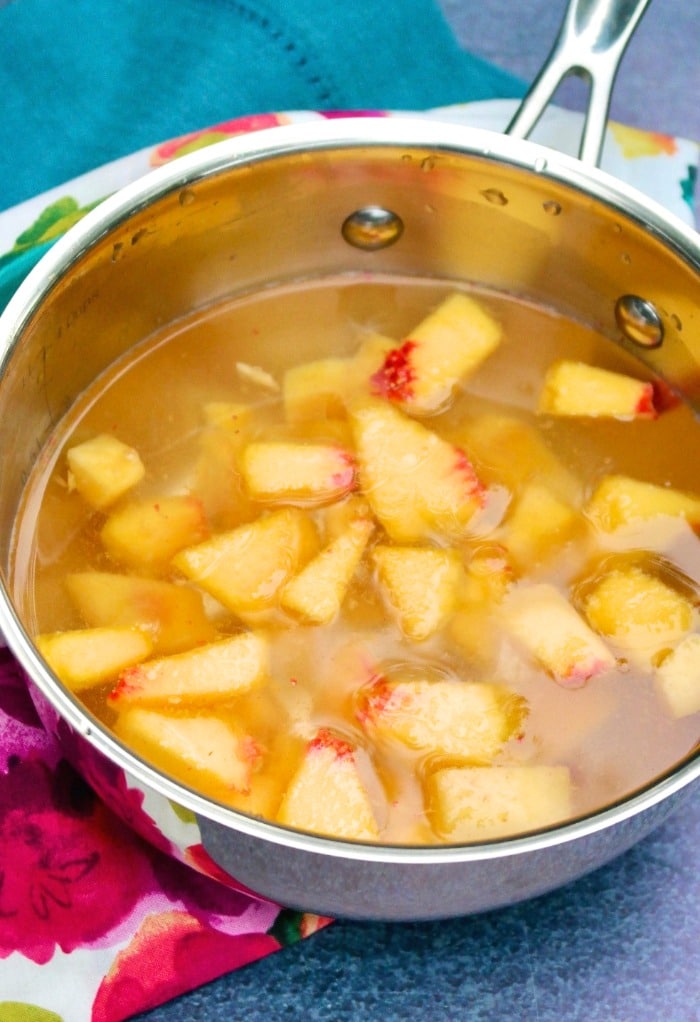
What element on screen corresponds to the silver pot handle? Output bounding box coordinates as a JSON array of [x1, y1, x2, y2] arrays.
[[505, 0, 652, 166]]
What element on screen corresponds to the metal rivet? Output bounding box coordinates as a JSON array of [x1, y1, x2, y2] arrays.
[[341, 206, 404, 251], [615, 294, 664, 349]]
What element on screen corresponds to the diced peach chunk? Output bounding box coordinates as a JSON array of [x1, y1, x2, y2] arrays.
[[101, 495, 209, 570], [349, 398, 485, 543], [66, 434, 145, 510], [172, 508, 319, 620], [370, 293, 501, 414], [241, 442, 356, 505], [192, 428, 256, 529], [114, 708, 262, 792], [276, 728, 380, 840], [283, 358, 350, 422], [501, 583, 616, 686], [356, 676, 526, 763], [322, 495, 374, 541], [108, 631, 269, 707], [35, 627, 153, 691], [280, 518, 373, 624], [449, 548, 514, 662], [538, 360, 657, 419], [502, 483, 582, 567], [461, 547, 514, 605], [372, 545, 463, 640], [427, 764, 572, 841], [585, 474, 700, 531], [457, 413, 580, 502], [583, 565, 694, 652], [202, 401, 255, 433], [654, 634, 700, 718], [65, 572, 216, 655]]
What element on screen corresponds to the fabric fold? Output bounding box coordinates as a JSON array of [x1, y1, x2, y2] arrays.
[[0, 0, 523, 211]]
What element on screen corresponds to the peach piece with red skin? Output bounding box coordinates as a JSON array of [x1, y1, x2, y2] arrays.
[[369, 293, 502, 414], [357, 675, 526, 762], [502, 583, 616, 687], [538, 360, 659, 420], [108, 631, 269, 707], [349, 397, 486, 543], [276, 727, 380, 840], [241, 441, 356, 505]]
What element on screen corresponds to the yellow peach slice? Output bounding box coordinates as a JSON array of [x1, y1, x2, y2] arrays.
[[172, 508, 319, 621], [538, 360, 657, 419], [66, 434, 145, 510], [277, 728, 380, 840], [502, 583, 616, 687], [349, 398, 485, 543], [108, 631, 269, 707], [585, 475, 700, 532], [280, 518, 373, 624], [583, 565, 694, 652], [356, 676, 526, 763], [372, 545, 463, 640], [114, 708, 262, 792], [654, 634, 700, 718], [36, 627, 153, 691], [427, 764, 572, 841], [241, 442, 356, 505], [65, 572, 216, 655], [101, 495, 209, 570]]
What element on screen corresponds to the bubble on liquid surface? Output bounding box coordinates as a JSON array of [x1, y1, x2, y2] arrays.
[[480, 188, 508, 206], [542, 200, 562, 216]]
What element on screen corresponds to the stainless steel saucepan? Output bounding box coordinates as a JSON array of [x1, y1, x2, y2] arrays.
[[0, 0, 697, 920]]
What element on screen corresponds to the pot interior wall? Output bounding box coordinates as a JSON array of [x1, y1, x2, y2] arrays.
[[0, 139, 698, 583]]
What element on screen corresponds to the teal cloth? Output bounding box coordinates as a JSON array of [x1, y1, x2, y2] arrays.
[[0, 0, 524, 310]]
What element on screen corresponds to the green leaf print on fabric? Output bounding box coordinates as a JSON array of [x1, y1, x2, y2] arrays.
[[267, 908, 309, 946], [681, 163, 697, 210], [0, 194, 104, 267], [0, 1004, 64, 1022], [168, 800, 197, 825]]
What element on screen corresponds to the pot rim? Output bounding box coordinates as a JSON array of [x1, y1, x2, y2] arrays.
[[2, 116, 698, 342], [0, 115, 699, 866]]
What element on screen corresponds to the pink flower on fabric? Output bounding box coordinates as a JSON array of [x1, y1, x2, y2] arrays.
[[91, 910, 281, 1022], [150, 113, 288, 165], [0, 648, 59, 767], [0, 757, 156, 964], [42, 699, 178, 860]]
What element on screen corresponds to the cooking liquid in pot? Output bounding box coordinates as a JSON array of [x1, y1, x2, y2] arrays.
[[13, 275, 700, 844]]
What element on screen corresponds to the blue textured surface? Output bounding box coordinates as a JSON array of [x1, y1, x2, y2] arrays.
[[0, 0, 523, 211]]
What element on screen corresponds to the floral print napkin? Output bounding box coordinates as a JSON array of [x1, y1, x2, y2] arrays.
[[0, 103, 697, 1022]]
